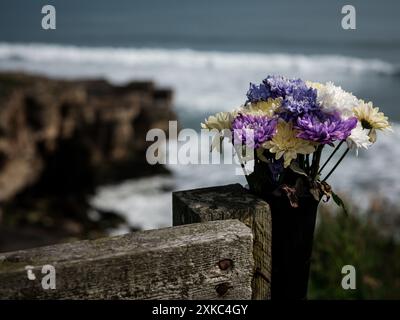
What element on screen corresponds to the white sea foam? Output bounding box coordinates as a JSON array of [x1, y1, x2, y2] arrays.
[[0, 42, 397, 113]]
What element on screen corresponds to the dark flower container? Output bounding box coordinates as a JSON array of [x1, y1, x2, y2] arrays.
[[267, 193, 319, 299], [247, 152, 321, 299]]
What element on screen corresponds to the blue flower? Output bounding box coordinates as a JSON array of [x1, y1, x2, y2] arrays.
[[264, 75, 296, 98], [246, 75, 320, 120], [246, 83, 271, 103]]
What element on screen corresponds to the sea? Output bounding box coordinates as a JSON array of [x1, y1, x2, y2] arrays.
[[0, 0, 399, 232]]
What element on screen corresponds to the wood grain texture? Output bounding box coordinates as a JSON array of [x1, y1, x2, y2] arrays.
[[173, 183, 271, 299], [0, 219, 253, 300]]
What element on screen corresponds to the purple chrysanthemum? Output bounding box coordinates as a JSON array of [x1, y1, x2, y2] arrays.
[[246, 75, 319, 120], [232, 113, 277, 149], [295, 111, 357, 144]]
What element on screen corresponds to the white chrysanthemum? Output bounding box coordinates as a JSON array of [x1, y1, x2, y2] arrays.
[[308, 81, 359, 118], [201, 111, 236, 130], [353, 100, 392, 131], [201, 111, 237, 151], [346, 122, 372, 155]]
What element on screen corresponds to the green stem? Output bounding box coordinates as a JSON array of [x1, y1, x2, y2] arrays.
[[318, 140, 344, 175], [322, 147, 349, 182]]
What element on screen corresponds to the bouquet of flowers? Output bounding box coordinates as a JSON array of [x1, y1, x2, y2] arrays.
[[201, 75, 392, 211], [202, 75, 392, 299]]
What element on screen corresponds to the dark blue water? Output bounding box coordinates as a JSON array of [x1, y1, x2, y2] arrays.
[[1, 0, 400, 60], [0, 0, 399, 123]]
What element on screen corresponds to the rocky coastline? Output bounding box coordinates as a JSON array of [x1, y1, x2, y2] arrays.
[[0, 72, 176, 252]]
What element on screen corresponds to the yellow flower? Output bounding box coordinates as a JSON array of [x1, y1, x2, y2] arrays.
[[353, 100, 392, 131], [306, 81, 325, 91], [201, 111, 236, 130], [201, 111, 237, 152], [244, 98, 281, 117], [263, 121, 315, 168]]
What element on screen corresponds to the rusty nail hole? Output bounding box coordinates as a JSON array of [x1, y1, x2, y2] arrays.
[[218, 259, 233, 271], [215, 283, 232, 297]]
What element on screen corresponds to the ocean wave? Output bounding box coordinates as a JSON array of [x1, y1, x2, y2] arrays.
[[0, 42, 398, 112], [0, 43, 395, 74]]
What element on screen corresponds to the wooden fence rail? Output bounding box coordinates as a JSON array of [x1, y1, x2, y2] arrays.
[[0, 184, 271, 300], [0, 219, 254, 299]]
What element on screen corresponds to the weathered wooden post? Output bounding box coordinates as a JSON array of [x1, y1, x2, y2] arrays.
[[0, 220, 254, 299], [173, 183, 271, 300]]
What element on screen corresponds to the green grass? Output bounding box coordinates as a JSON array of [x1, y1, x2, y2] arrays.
[[309, 206, 400, 299]]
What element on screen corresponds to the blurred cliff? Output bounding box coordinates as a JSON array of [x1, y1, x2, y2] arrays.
[[0, 73, 176, 251]]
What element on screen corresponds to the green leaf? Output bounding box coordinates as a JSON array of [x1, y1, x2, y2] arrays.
[[332, 191, 349, 216], [289, 161, 308, 177]]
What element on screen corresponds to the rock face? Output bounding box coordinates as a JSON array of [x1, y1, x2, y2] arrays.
[[0, 72, 176, 250]]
